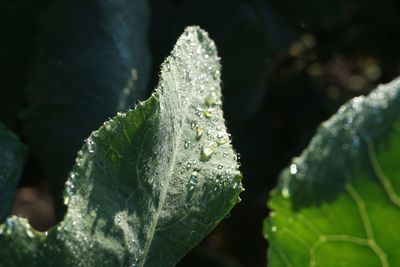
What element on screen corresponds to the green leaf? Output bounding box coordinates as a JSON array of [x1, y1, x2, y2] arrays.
[[20, 0, 152, 217], [0, 26, 243, 267], [265, 79, 400, 266], [0, 123, 26, 222]]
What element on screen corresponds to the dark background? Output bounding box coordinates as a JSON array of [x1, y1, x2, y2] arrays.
[[3, 0, 400, 266]]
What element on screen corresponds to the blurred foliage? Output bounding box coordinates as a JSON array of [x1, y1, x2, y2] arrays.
[[2, 0, 400, 266], [0, 0, 47, 127]]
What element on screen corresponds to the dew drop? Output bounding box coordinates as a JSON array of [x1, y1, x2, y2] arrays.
[[289, 164, 298, 175], [75, 157, 83, 167], [201, 144, 215, 161], [184, 140, 190, 149], [117, 111, 126, 118], [204, 92, 218, 106], [103, 121, 112, 130], [87, 139, 96, 153], [189, 171, 199, 191], [196, 126, 204, 140], [186, 163, 192, 170], [115, 214, 122, 225], [64, 180, 75, 205], [195, 106, 203, 116], [26, 228, 34, 238], [190, 121, 197, 129], [216, 131, 227, 145], [64, 195, 70, 206], [271, 226, 278, 232], [70, 172, 77, 181], [203, 107, 214, 118], [6, 218, 15, 229]]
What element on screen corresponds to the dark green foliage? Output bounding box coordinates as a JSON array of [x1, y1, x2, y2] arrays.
[[0, 123, 26, 222], [0, 0, 46, 128], [19, 0, 151, 218]]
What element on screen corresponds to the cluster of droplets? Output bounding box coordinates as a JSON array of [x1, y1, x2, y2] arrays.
[[279, 80, 397, 200], [75, 150, 84, 167], [280, 160, 301, 199], [55, 206, 93, 262], [188, 171, 199, 191], [195, 124, 229, 164], [64, 172, 77, 205], [87, 137, 96, 153], [183, 99, 230, 195], [1, 216, 36, 239], [170, 27, 243, 201], [5, 217, 16, 235], [322, 80, 396, 154]]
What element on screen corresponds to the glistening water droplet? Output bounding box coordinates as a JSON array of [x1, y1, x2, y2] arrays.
[[216, 131, 227, 145], [289, 164, 298, 175], [184, 140, 190, 149], [6, 218, 15, 229], [186, 163, 192, 170], [189, 171, 199, 191], [201, 144, 215, 161], [196, 126, 204, 140], [203, 107, 214, 118], [87, 138, 96, 153], [204, 92, 218, 106]]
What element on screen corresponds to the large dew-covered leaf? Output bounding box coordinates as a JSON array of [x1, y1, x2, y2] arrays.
[[20, 0, 151, 217], [0, 26, 243, 267], [0, 123, 26, 222], [264, 78, 400, 266]]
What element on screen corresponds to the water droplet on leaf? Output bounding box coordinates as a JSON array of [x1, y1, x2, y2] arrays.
[[203, 107, 214, 118], [189, 171, 199, 191], [204, 92, 218, 106], [196, 126, 204, 140], [216, 131, 227, 145], [289, 164, 298, 175], [201, 144, 215, 161], [87, 139, 96, 153], [184, 140, 190, 149]]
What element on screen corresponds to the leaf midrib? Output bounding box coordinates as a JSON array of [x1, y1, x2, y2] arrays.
[[139, 88, 191, 266]]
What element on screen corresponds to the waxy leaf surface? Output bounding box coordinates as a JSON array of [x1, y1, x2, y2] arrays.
[[0, 26, 243, 267], [265, 78, 400, 267]]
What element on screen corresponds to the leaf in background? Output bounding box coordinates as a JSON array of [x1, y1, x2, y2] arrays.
[[0, 123, 26, 223], [264, 78, 400, 266], [0, 26, 243, 267], [0, 0, 47, 128], [20, 0, 152, 217]]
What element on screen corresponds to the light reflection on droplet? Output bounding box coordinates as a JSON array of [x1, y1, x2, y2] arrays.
[[289, 164, 298, 175]]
